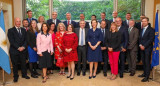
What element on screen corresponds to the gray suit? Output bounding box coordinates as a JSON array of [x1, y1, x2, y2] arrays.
[[127, 27, 139, 73], [75, 28, 88, 73]]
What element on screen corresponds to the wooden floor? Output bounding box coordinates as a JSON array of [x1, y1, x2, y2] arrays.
[[0, 70, 160, 86]]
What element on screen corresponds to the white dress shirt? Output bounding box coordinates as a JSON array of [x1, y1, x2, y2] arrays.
[[52, 19, 57, 25]]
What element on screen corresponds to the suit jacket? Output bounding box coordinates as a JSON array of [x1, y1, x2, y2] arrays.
[[75, 28, 88, 45], [127, 27, 139, 51], [63, 20, 77, 28], [98, 19, 111, 29], [122, 20, 129, 28], [101, 29, 109, 47], [76, 21, 90, 29], [118, 26, 129, 49], [109, 19, 113, 23], [47, 19, 61, 32], [139, 26, 154, 51], [26, 18, 38, 23], [135, 22, 151, 30], [105, 30, 122, 51], [8, 27, 27, 55], [27, 30, 37, 49]]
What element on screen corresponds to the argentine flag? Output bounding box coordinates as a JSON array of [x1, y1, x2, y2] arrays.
[[0, 10, 11, 74]]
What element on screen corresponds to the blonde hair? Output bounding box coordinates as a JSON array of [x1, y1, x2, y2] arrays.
[[57, 23, 66, 32], [109, 22, 118, 32], [38, 16, 45, 23]]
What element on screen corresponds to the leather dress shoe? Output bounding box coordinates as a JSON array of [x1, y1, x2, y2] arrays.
[[77, 72, 80, 76], [13, 77, 18, 82], [119, 73, 123, 78], [22, 75, 30, 79], [130, 73, 135, 76], [138, 74, 145, 77], [82, 72, 86, 76], [31, 74, 38, 78], [141, 77, 149, 82], [104, 73, 107, 77]]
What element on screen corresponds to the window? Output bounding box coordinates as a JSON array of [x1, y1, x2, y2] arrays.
[[53, 0, 113, 20], [26, 0, 49, 20], [25, 0, 142, 21], [118, 0, 141, 20]]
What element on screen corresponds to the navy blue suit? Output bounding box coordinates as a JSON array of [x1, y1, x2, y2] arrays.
[[26, 18, 38, 24], [63, 20, 77, 28], [122, 20, 129, 28], [135, 22, 151, 62], [118, 26, 129, 76], [98, 19, 111, 29], [109, 19, 114, 23], [139, 26, 154, 78], [47, 19, 61, 32]]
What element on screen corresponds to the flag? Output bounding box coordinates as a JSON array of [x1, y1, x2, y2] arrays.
[[151, 11, 159, 68], [0, 10, 11, 74]]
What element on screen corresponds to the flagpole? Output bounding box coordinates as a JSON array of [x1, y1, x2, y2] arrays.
[[2, 69, 5, 86]]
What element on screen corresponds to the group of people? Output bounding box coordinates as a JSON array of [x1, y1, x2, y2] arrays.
[[7, 10, 155, 83]]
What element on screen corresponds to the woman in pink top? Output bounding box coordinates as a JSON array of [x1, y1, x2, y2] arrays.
[[48, 22, 55, 74], [37, 23, 53, 83]]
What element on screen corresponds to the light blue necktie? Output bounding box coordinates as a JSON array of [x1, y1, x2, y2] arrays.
[[81, 29, 83, 46], [142, 28, 145, 37]]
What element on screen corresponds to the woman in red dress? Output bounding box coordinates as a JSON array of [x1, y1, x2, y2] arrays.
[[54, 23, 67, 75], [62, 24, 78, 80]]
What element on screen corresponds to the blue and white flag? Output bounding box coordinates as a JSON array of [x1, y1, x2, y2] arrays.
[[0, 10, 11, 74]]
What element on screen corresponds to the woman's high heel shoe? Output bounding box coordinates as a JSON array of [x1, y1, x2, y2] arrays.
[[67, 74, 71, 78], [42, 76, 47, 83]]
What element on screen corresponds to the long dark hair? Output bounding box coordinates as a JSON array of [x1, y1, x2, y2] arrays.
[[49, 22, 55, 31], [41, 23, 49, 33]]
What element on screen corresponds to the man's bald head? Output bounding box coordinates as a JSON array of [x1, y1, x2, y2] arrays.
[[14, 17, 21, 27], [115, 17, 122, 27]]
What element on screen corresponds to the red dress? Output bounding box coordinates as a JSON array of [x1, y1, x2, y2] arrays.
[[54, 32, 65, 59], [62, 33, 78, 62]]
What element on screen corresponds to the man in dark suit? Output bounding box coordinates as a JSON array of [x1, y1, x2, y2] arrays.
[[115, 17, 129, 78], [47, 11, 61, 32], [76, 14, 90, 28], [75, 20, 88, 76], [63, 12, 77, 28], [98, 12, 111, 29], [123, 13, 132, 28], [127, 20, 139, 76], [135, 15, 151, 63], [97, 20, 108, 77], [8, 18, 30, 82], [22, 19, 29, 31], [135, 15, 151, 30], [110, 11, 118, 23], [138, 17, 154, 82], [26, 10, 38, 24]]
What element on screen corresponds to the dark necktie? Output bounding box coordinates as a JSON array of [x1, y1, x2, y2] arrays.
[[18, 28, 22, 37]]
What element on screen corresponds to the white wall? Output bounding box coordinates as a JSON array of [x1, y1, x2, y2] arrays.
[[13, 0, 23, 24], [145, 0, 154, 27]]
